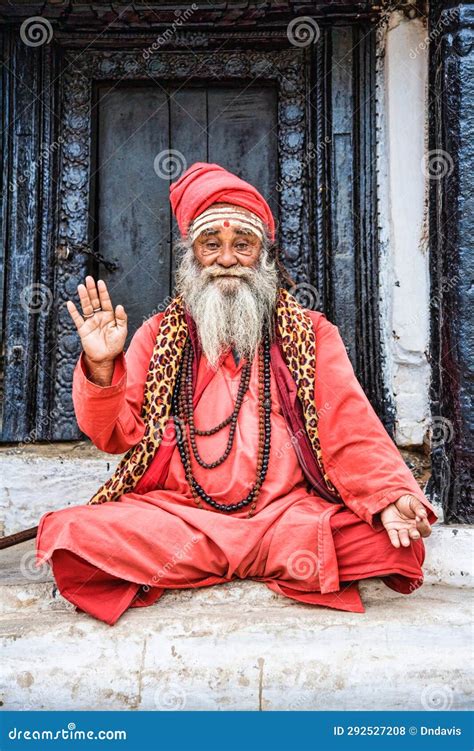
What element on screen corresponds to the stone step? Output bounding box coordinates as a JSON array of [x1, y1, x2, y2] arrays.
[[0, 443, 121, 538], [1, 577, 471, 711]]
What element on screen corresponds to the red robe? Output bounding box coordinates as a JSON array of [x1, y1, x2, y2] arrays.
[[35, 310, 439, 625]]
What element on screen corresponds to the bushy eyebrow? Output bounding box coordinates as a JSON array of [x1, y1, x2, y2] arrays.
[[198, 227, 258, 240]]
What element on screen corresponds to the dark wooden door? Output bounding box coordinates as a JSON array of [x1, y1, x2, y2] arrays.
[[95, 82, 278, 344]]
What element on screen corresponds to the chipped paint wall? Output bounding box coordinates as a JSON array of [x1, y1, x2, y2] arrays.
[[382, 11, 431, 447]]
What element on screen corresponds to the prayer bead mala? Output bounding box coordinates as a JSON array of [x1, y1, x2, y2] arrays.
[[170, 331, 272, 517], [178, 337, 252, 468]]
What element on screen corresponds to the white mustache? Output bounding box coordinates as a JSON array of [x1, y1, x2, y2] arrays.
[[206, 268, 252, 279]]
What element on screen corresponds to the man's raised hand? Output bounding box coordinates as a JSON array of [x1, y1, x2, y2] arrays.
[[380, 494, 432, 548], [66, 276, 127, 364]]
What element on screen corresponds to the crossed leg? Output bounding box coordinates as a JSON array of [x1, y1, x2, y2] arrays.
[[40, 498, 427, 626]]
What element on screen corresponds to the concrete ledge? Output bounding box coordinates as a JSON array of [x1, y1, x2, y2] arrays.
[[1, 579, 471, 711], [421, 524, 473, 588], [0, 443, 120, 537]]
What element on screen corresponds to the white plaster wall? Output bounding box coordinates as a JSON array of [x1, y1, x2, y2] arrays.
[[383, 12, 431, 447]]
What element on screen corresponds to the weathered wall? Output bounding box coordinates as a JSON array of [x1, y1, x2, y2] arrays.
[[382, 11, 431, 447]]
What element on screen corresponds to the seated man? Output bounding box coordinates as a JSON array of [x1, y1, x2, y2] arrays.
[[36, 161, 438, 626]]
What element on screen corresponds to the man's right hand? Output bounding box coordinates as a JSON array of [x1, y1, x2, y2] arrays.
[[66, 276, 128, 383]]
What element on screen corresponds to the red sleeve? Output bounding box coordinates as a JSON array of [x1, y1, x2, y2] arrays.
[[311, 312, 439, 531], [72, 315, 162, 454]]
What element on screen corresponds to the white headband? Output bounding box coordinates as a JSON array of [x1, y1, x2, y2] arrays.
[[188, 206, 266, 244]]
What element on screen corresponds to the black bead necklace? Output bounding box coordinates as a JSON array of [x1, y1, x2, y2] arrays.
[[170, 330, 272, 516], [178, 338, 252, 468]]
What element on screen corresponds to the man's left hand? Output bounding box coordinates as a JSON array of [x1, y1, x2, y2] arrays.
[[380, 494, 432, 548]]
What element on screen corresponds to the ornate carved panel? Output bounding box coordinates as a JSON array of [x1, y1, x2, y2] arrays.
[[426, 1, 474, 523]]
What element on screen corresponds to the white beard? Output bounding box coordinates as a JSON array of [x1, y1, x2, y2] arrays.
[[174, 244, 280, 370]]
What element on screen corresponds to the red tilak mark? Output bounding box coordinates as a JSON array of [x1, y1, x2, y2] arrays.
[[223, 220, 230, 227]]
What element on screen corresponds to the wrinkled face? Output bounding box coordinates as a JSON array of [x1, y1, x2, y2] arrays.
[[192, 203, 262, 292], [175, 203, 279, 369]]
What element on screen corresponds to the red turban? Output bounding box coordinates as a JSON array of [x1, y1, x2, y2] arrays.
[[169, 162, 276, 242]]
